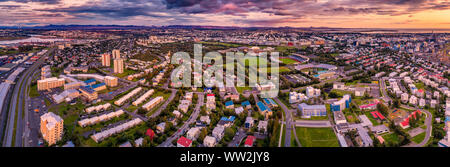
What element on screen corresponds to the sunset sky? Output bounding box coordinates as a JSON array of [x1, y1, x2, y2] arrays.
[[1, 0, 450, 28]]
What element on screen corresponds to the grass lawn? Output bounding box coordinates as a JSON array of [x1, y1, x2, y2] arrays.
[[295, 127, 339, 147], [28, 84, 39, 98], [382, 132, 401, 144], [330, 89, 353, 97], [113, 69, 138, 78], [364, 112, 381, 126], [414, 82, 425, 90], [345, 80, 359, 86], [344, 111, 358, 123], [126, 105, 138, 112], [280, 58, 298, 65], [412, 132, 426, 143]]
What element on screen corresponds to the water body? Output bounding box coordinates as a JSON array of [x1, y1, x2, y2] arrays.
[[0, 34, 68, 45]]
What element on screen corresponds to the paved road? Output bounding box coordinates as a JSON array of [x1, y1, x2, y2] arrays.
[[379, 78, 392, 103], [3, 48, 52, 147], [401, 105, 432, 147], [149, 89, 178, 118], [228, 128, 246, 147], [294, 120, 332, 127], [273, 97, 298, 147], [158, 93, 204, 147]]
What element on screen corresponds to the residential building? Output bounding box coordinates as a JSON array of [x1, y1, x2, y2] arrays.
[[101, 53, 111, 66], [37, 77, 65, 90], [112, 49, 121, 59], [40, 112, 64, 146], [186, 127, 202, 141], [244, 136, 256, 147], [306, 86, 321, 98], [409, 95, 418, 105], [256, 101, 272, 119], [142, 96, 164, 111], [212, 126, 225, 141], [419, 98, 426, 107], [401, 93, 409, 103], [177, 136, 192, 147], [203, 136, 217, 147], [105, 76, 118, 87], [113, 58, 124, 74], [245, 117, 254, 128], [258, 120, 268, 133]]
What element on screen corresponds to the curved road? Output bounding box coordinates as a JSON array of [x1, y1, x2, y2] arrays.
[[378, 77, 432, 147], [401, 105, 432, 147], [159, 93, 204, 147]]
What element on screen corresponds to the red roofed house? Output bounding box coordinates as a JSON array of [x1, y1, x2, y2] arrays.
[[177, 136, 192, 147], [400, 110, 422, 129], [244, 136, 256, 147]]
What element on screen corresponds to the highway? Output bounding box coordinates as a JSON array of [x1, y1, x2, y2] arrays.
[[158, 93, 204, 147], [2, 48, 53, 147]]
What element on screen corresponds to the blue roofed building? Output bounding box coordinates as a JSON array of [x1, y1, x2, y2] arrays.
[[92, 83, 106, 91], [298, 103, 327, 118], [225, 100, 234, 109], [257, 101, 272, 119], [218, 116, 236, 127], [330, 94, 351, 112], [84, 79, 96, 86], [79, 85, 98, 101], [263, 98, 278, 108], [241, 101, 251, 109]]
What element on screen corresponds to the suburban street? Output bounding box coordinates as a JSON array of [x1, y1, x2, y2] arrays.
[[158, 93, 204, 147]]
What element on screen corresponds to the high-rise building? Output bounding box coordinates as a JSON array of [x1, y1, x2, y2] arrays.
[[40, 112, 64, 146], [37, 77, 65, 90], [113, 58, 124, 74], [105, 76, 118, 87], [101, 53, 111, 66], [112, 49, 121, 59]]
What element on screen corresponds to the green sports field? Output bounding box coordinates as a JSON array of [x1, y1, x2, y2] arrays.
[[295, 127, 340, 147], [280, 58, 298, 64]]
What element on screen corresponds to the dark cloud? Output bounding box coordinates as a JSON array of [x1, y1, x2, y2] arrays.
[[0, 0, 60, 4], [1, 0, 449, 26]]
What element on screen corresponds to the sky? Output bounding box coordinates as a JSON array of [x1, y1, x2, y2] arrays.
[[1, 0, 450, 28]]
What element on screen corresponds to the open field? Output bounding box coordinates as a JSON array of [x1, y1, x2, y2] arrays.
[[295, 127, 339, 147], [412, 132, 426, 143]]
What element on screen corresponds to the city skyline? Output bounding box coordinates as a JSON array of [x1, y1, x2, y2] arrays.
[[1, 0, 450, 29]]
